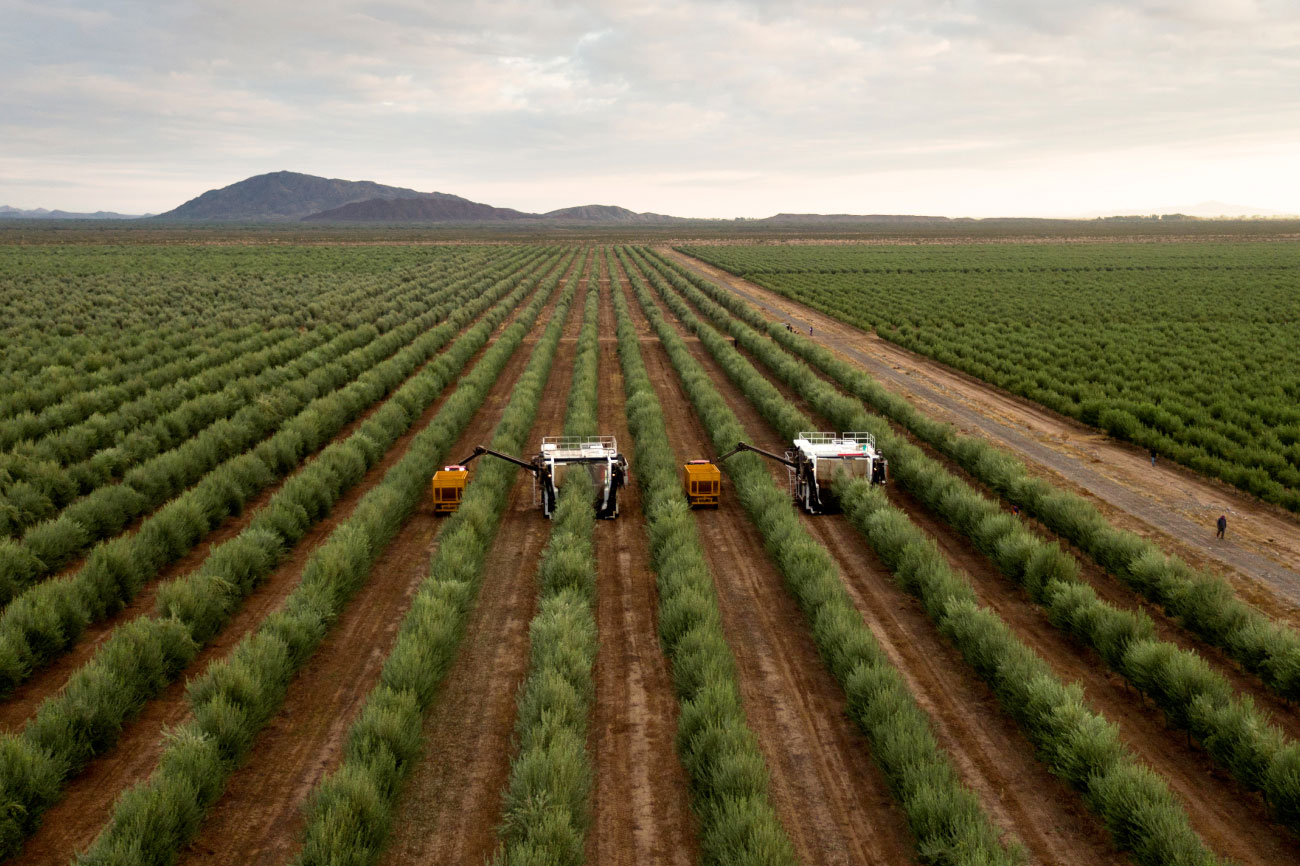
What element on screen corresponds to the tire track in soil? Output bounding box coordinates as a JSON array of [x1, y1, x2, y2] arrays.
[[630, 261, 1123, 866], [0, 290, 525, 735], [658, 247, 1300, 617], [178, 273, 587, 866], [883, 485, 1300, 866], [9, 275, 560, 866], [619, 263, 918, 866], [670, 278, 1299, 866], [584, 268, 697, 866], [374, 276, 589, 866], [718, 297, 1300, 747]]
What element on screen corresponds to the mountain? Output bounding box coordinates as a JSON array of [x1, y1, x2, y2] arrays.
[[303, 192, 529, 222], [0, 206, 144, 220], [541, 204, 681, 223], [306, 198, 685, 223], [156, 171, 429, 221]]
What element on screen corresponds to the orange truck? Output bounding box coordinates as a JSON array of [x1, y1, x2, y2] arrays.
[[430, 465, 469, 514], [683, 460, 721, 507]]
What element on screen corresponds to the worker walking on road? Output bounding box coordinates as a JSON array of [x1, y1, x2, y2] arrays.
[[1216, 514, 1227, 539]]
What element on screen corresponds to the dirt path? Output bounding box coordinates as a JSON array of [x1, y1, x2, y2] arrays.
[[630, 266, 1127, 866], [653, 272, 1300, 865], [584, 266, 698, 866], [659, 248, 1300, 616], [619, 266, 921, 866], [375, 277, 588, 866], [8, 278, 557, 866], [179, 272, 585, 866]]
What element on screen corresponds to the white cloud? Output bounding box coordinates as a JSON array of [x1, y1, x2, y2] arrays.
[[1, 0, 1298, 214]]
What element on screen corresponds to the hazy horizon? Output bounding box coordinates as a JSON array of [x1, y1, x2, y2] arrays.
[[4, 1, 1298, 218]]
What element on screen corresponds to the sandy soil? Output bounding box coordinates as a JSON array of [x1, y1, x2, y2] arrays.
[[660, 248, 1300, 619], [374, 273, 588, 866], [584, 267, 698, 865]]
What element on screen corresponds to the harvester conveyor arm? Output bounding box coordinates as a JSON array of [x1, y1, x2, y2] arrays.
[[456, 445, 540, 474], [718, 442, 798, 468]]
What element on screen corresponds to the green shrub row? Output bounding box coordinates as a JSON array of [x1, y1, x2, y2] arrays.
[[607, 252, 794, 865], [288, 252, 588, 866], [0, 251, 560, 697], [0, 254, 569, 862], [0, 247, 495, 427], [0, 327, 306, 534], [492, 269, 602, 865], [0, 324, 275, 449], [620, 248, 1021, 865], [3, 248, 529, 480], [75, 249, 581, 866], [648, 251, 1300, 706], [0, 249, 548, 593], [0, 251, 508, 529], [836, 480, 1228, 866], [643, 248, 1300, 833]]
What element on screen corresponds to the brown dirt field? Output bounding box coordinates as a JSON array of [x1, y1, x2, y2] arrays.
[[625, 260, 1123, 865], [7, 274, 560, 866], [179, 270, 586, 866], [642, 259, 1300, 864], [618, 264, 924, 866], [584, 268, 698, 866], [659, 248, 1300, 620], [374, 276, 587, 866]]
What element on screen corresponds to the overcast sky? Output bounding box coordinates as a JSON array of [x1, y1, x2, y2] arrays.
[[3, 0, 1298, 217]]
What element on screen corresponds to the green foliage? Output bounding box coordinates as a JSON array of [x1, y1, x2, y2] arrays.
[[0, 251, 570, 864], [684, 241, 1300, 511], [835, 482, 1225, 866], [289, 250, 584, 866], [621, 247, 1018, 865], [639, 245, 1300, 834]]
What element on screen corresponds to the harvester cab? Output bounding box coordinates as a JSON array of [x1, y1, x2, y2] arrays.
[[452, 435, 628, 519], [719, 431, 887, 515]]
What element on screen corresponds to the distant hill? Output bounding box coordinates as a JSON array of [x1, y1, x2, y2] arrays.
[[541, 204, 681, 223], [0, 206, 144, 220], [1081, 201, 1298, 219], [157, 171, 429, 221], [304, 192, 530, 222]]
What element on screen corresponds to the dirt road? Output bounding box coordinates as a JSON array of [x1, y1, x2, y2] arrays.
[[659, 248, 1300, 617]]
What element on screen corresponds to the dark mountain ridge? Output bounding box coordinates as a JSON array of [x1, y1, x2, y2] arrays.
[[157, 171, 428, 221], [304, 193, 529, 223]]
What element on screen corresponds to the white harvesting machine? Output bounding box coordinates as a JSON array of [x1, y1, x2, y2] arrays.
[[720, 431, 887, 514], [455, 435, 628, 519]]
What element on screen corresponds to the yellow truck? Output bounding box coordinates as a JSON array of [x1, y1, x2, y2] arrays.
[[683, 460, 721, 507], [430, 465, 469, 514]]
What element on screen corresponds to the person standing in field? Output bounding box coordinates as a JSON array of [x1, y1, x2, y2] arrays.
[[1217, 514, 1227, 539]]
